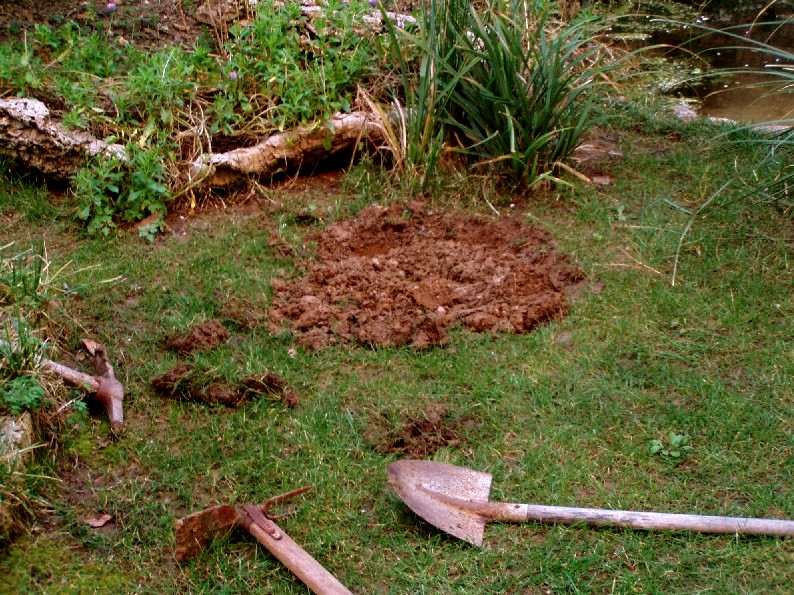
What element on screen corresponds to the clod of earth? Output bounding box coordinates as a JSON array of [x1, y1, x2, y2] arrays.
[[164, 319, 229, 354], [366, 404, 476, 459], [151, 365, 298, 408], [268, 202, 585, 350]]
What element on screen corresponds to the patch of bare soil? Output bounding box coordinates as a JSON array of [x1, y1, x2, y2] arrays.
[[269, 202, 585, 350], [151, 365, 298, 408], [366, 403, 475, 458], [165, 319, 229, 354]]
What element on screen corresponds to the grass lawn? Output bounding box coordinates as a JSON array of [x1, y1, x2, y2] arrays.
[[1, 0, 793, 591], [1, 106, 792, 593]]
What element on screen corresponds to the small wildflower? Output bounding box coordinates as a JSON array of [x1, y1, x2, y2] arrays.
[[369, 0, 377, 6], [107, 2, 117, 11], [229, 71, 238, 81]]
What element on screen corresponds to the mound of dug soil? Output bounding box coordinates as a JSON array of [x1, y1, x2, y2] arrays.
[[269, 202, 584, 350]]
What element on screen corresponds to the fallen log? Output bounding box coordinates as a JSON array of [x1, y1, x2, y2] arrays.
[[0, 98, 126, 179], [191, 110, 387, 186]]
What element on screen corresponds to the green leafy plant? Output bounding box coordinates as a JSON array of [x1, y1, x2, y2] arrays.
[[440, 0, 617, 185], [649, 432, 692, 465], [0, 375, 45, 415], [376, 0, 620, 189], [73, 144, 170, 237]]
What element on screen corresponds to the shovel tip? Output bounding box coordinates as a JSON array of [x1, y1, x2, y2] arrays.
[[387, 459, 492, 547]]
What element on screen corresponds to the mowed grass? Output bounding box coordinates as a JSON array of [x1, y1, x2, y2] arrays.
[[0, 116, 792, 593]]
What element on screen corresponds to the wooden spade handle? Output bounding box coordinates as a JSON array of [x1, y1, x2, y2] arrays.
[[239, 508, 352, 595], [488, 502, 794, 536]]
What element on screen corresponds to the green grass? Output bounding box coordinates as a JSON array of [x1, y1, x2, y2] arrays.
[[1, 102, 792, 592]]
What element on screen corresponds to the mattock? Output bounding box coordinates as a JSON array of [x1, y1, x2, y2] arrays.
[[175, 486, 352, 595]]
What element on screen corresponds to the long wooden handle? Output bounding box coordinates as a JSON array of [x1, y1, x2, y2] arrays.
[[489, 502, 794, 536], [240, 512, 352, 595]]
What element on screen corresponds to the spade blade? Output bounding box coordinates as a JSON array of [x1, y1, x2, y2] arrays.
[[388, 460, 493, 546]]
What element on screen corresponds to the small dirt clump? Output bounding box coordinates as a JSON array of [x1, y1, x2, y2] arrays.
[[366, 403, 474, 459], [151, 366, 298, 408], [269, 202, 585, 350], [165, 319, 229, 354], [240, 373, 300, 408]]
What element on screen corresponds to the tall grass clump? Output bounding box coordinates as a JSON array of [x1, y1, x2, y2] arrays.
[[0, 244, 51, 546], [372, 0, 464, 191], [379, 0, 620, 189], [444, 1, 614, 184]]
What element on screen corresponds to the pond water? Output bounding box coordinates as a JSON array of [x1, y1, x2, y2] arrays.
[[651, 18, 794, 124]]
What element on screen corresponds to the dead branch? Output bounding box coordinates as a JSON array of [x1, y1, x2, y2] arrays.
[[191, 110, 386, 186], [0, 98, 126, 179]]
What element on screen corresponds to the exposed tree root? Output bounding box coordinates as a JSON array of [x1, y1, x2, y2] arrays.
[[190, 110, 387, 187]]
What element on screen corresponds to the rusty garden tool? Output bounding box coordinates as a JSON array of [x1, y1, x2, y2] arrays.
[[388, 460, 794, 546], [1, 334, 124, 435], [175, 487, 351, 595]]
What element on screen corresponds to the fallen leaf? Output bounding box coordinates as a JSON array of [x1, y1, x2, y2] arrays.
[[82, 338, 99, 356], [84, 513, 113, 528], [588, 282, 605, 294]]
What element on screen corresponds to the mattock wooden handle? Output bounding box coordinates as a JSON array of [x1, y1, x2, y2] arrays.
[[239, 506, 353, 595]]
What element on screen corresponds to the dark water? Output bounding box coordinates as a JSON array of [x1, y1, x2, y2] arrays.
[[654, 19, 794, 124]]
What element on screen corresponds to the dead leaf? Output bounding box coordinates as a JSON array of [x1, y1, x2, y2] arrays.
[[82, 338, 99, 356], [84, 513, 113, 528]]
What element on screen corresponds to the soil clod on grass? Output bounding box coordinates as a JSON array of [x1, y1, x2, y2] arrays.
[[240, 373, 299, 408], [268, 202, 585, 350], [151, 365, 298, 408], [367, 403, 475, 458], [164, 319, 229, 354]]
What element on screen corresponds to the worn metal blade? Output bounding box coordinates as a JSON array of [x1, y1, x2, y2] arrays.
[[175, 504, 240, 562], [388, 460, 492, 546]]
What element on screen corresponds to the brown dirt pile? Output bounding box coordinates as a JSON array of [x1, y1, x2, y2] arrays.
[[269, 202, 584, 350], [164, 319, 228, 354]]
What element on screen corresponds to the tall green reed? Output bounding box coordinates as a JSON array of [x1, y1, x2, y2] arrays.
[[441, 0, 615, 185], [378, 0, 618, 189]]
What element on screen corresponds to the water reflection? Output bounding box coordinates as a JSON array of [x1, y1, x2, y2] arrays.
[[652, 19, 794, 124]]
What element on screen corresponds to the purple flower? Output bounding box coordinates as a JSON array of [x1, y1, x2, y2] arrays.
[[229, 71, 238, 81], [107, 2, 117, 11], [369, 0, 377, 6]]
